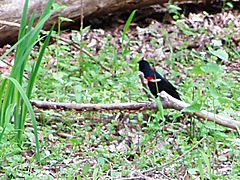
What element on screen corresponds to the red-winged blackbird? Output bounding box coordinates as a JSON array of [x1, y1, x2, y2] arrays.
[[139, 60, 181, 100]]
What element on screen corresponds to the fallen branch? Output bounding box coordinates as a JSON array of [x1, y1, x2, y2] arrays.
[[31, 100, 157, 112], [159, 91, 240, 130], [31, 91, 240, 130]]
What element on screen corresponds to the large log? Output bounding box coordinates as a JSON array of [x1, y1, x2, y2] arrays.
[[0, 0, 217, 46]]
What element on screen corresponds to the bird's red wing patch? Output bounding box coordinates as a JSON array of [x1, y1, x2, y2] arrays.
[[146, 76, 162, 82], [146, 76, 154, 81]]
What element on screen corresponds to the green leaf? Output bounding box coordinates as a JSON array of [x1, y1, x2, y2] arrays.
[[155, 97, 164, 120], [182, 101, 201, 112], [59, 16, 73, 22], [82, 163, 91, 176], [191, 65, 205, 74], [200, 63, 224, 74], [197, 158, 205, 180], [209, 86, 220, 98], [218, 155, 228, 162], [98, 157, 107, 165], [93, 166, 99, 180], [4, 76, 40, 160], [52, 2, 66, 11], [4, 104, 16, 127], [121, 10, 137, 57], [205, 121, 227, 131], [211, 40, 222, 47], [209, 48, 229, 61], [167, 4, 182, 14], [122, 10, 137, 44]]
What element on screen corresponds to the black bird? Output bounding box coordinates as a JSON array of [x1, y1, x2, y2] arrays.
[[138, 60, 181, 100]]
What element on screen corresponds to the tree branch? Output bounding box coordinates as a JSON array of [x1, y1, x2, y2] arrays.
[[31, 100, 157, 112], [158, 91, 240, 130], [31, 91, 240, 130]]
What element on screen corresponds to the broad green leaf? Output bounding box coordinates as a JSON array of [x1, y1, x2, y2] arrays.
[[209, 85, 220, 98], [167, 4, 182, 14], [98, 157, 107, 165], [93, 166, 99, 180], [182, 101, 201, 112], [204, 121, 227, 131], [200, 63, 224, 74], [218, 155, 228, 162], [211, 39, 222, 47], [82, 163, 91, 176], [191, 65, 205, 74], [197, 158, 205, 180], [209, 47, 229, 61]]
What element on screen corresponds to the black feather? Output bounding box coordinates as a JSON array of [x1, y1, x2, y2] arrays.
[[138, 60, 181, 100]]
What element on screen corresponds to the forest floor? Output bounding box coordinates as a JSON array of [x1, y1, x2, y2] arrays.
[[0, 5, 240, 179]]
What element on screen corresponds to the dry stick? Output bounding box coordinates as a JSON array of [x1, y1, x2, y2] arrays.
[[31, 100, 157, 112], [118, 176, 147, 180], [0, 20, 21, 28], [142, 136, 206, 174], [31, 91, 240, 130]]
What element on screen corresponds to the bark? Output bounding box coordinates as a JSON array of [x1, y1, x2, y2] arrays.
[[31, 100, 157, 112], [0, 0, 217, 46], [31, 91, 240, 130]]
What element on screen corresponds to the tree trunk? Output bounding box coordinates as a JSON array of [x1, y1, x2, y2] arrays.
[[0, 0, 217, 46]]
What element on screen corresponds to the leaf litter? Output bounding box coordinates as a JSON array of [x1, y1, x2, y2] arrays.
[[0, 6, 240, 179]]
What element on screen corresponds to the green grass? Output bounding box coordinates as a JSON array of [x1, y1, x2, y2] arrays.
[[0, 0, 54, 161], [0, 6, 240, 179]]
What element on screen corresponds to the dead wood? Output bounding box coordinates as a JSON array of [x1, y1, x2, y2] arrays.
[[159, 91, 240, 130], [31, 100, 157, 112], [0, 0, 220, 46], [31, 91, 240, 130]]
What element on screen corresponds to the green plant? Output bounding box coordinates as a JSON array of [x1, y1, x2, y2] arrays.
[[121, 9, 137, 58], [167, 3, 182, 20], [200, 149, 214, 180], [0, 0, 54, 160], [222, 0, 234, 11]]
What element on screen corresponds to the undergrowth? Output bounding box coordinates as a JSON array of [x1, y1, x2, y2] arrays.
[[1, 5, 240, 179]]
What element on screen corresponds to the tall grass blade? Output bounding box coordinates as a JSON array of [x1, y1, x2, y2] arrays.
[[21, 26, 54, 129], [4, 76, 40, 160], [121, 10, 137, 57], [0, 0, 55, 161]]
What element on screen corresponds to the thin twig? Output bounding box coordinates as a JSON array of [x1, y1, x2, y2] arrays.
[[0, 20, 21, 28], [1, 59, 12, 67], [118, 176, 145, 180]]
